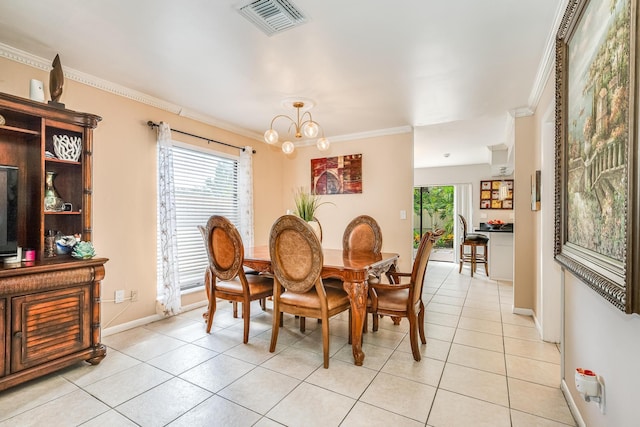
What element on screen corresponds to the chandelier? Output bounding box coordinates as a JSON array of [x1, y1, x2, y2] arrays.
[[263, 101, 330, 154]]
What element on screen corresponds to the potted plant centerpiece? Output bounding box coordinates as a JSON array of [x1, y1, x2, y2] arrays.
[[293, 187, 333, 241]]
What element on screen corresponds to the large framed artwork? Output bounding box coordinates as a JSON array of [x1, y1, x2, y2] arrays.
[[311, 154, 362, 195], [555, 0, 639, 313]]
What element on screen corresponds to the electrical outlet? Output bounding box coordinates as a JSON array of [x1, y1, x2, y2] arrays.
[[131, 290, 138, 302], [115, 289, 125, 304]]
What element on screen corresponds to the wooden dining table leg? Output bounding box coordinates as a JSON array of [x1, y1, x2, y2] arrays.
[[342, 276, 368, 366]]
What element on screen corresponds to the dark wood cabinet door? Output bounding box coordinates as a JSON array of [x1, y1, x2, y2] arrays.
[[11, 286, 90, 372], [0, 299, 5, 376]]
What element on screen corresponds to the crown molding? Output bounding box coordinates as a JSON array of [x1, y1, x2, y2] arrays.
[[0, 42, 264, 141], [0, 44, 50, 72], [513, 107, 534, 117], [0, 42, 411, 144], [329, 126, 414, 143], [290, 125, 413, 148], [527, 0, 569, 112]]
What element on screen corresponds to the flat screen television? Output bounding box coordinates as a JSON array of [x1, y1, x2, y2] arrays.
[[0, 165, 18, 257]]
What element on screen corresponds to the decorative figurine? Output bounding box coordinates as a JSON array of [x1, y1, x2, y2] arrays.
[[48, 54, 65, 108]]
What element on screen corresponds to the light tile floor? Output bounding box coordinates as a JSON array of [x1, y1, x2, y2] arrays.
[[0, 261, 576, 426]]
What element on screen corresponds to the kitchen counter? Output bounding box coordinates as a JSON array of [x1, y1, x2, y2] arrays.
[[473, 224, 513, 281], [475, 223, 514, 233]]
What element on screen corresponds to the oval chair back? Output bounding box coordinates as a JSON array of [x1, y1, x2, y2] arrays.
[[342, 215, 383, 254], [269, 214, 351, 368], [204, 215, 244, 281], [270, 214, 323, 293], [201, 215, 273, 342]]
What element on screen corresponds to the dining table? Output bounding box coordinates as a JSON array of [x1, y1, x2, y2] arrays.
[[243, 245, 399, 366]]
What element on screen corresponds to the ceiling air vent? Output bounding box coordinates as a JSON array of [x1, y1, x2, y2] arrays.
[[237, 0, 308, 36]]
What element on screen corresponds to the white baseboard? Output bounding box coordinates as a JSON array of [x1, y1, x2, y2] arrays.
[[532, 312, 542, 336], [561, 378, 586, 427], [102, 300, 208, 337], [512, 306, 534, 316], [102, 313, 163, 337]]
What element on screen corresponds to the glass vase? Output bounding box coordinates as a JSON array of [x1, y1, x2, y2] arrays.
[[44, 171, 65, 212]]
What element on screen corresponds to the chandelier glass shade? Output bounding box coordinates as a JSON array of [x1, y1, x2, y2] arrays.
[[263, 101, 330, 154]]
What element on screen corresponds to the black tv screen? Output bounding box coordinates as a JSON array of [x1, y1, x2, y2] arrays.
[[0, 165, 18, 257]]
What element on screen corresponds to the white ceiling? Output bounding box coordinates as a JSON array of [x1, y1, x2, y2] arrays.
[[0, 0, 564, 169]]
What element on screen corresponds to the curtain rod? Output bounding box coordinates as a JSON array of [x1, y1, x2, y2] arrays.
[[147, 121, 256, 153]]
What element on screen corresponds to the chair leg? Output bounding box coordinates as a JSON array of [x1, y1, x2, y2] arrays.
[[418, 301, 426, 344], [322, 314, 330, 368], [270, 306, 280, 353], [459, 243, 464, 273], [470, 245, 476, 277], [348, 310, 352, 345], [206, 296, 217, 333], [409, 314, 421, 362], [300, 316, 306, 332], [232, 301, 238, 318], [484, 244, 489, 276], [242, 299, 251, 344], [260, 298, 266, 311]]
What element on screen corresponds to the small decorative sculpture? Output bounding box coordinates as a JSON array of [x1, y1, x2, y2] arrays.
[[48, 54, 65, 108], [72, 241, 96, 259]]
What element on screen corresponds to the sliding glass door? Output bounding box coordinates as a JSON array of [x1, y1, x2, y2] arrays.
[[413, 186, 454, 262]]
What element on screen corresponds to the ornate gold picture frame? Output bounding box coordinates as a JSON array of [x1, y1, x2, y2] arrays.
[[555, 0, 639, 313]]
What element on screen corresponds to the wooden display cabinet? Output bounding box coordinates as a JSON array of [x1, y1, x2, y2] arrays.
[[0, 92, 107, 391]]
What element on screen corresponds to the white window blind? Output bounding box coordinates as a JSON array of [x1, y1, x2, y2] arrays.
[[158, 144, 239, 291]]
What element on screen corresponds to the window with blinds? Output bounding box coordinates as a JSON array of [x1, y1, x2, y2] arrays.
[[158, 144, 239, 291]]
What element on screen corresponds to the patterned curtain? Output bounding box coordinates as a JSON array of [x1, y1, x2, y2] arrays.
[[238, 146, 254, 247], [157, 122, 181, 316]]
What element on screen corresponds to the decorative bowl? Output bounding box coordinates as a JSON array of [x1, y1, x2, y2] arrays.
[[71, 241, 96, 259], [486, 219, 505, 230], [53, 134, 82, 161]]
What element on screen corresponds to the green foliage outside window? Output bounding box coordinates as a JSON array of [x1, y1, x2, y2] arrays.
[[413, 186, 454, 249]]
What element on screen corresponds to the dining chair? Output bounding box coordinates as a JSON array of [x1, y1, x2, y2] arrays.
[[339, 214, 385, 330], [269, 214, 351, 368], [458, 214, 489, 276], [342, 214, 383, 255], [368, 229, 443, 361], [201, 215, 273, 343]]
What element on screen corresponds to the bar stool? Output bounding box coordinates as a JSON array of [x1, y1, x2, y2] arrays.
[[458, 214, 489, 277]]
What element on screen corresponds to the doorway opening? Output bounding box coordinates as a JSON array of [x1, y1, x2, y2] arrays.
[[413, 186, 455, 262]]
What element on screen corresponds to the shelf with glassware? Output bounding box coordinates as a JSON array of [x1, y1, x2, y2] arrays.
[[42, 121, 90, 257]]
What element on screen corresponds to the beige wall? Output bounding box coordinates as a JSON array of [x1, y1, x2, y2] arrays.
[[513, 115, 537, 310], [531, 68, 639, 425], [0, 57, 283, 327], [279, 134, 415, 273], [0, 56, 413, 329], [532, 74, 562, 343]]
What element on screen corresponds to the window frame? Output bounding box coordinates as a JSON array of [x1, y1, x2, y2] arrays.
[[157, 140, 240, 293]]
